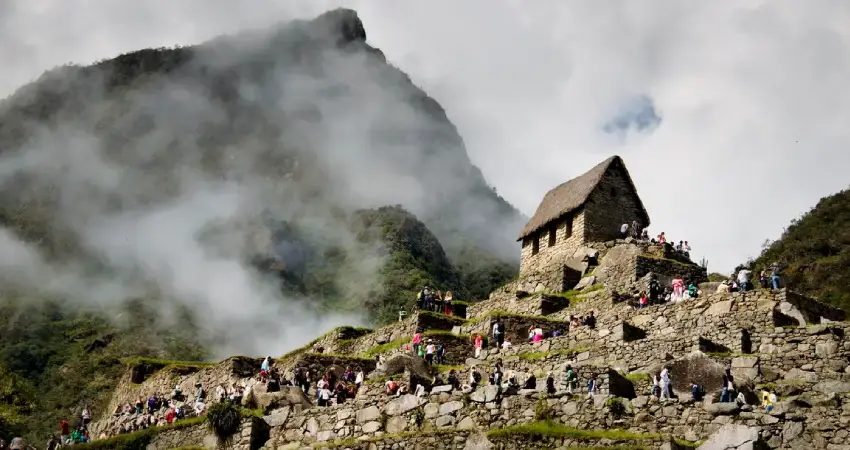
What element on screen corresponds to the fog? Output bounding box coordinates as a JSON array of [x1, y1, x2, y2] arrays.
[[0, 10, 521, 358]]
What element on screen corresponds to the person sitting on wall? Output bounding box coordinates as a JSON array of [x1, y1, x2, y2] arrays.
[[582, 311, 597, 328], [641, 228, 650, 240], [447, 369, 460, 390], [687, 282, 700, 299], [523, 374, 537, 390], [546, 372, 557, 395], [631, 220, 641, 239], [385, 378, 399, 395], [683, 241, 691, 258]]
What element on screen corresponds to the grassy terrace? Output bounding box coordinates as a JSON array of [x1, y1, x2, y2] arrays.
[[485, 420, 662, 441], [542, 284, 605, 301], [516, 347, 593, 361], [74, 408, 263, 450], [466, 310, 572, 325], [123, 357, 218, 369]]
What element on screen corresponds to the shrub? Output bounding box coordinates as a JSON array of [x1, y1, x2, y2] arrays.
[[606, 397, 627, 417], [533, 397, 553, 421], [206, 402, 242, 441]]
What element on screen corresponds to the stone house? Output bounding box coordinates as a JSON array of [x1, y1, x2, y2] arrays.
[[517, 155, 650, 292]]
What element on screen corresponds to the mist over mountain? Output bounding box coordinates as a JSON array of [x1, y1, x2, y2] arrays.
[[0, 8, 522, 357]]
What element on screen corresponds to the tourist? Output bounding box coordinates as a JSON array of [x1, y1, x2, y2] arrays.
[[683, 241, 691, 258], [412, 332, 423, 355], [413, 382, 426, 397], [355, 367, 364, 390], [759, 270, 769, 289], [546, 372, 556, 395], [81, 405, 92, 426], [721, 368, 735, 402], [492, 319, 506, 348], [447, 369, 460, 390], [691, 382, 704, 402], [444, 291, 454, 315], [660, 367, 672, 401], [620, 222, 629, 238], [641, 228, 649, 240], [769, 263, 782, 290], [564, 365, 578, 394], [671, 275, 685, 302], [434, 290, 444, 313], [501, 339, 512, 349], [687, 282, 700, 299], [657, 232, 667, 244], [631, 220, 641, 239], [761, 389, 776, 412], [587, 374, 598, 399], [582, 311, 596, 329], [473, 334, 483, 358], [385, 378, 399, 395], [470, 369, 482, 390], [737, 267, 752, 292], [436, 344, 446, 364], [424, 339, 436, 365], [638, 292, 649, 309], [317, 384, 332, 407], [523, 374, 536, 390]]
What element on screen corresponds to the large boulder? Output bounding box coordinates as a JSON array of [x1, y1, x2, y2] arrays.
[[254, 386, 312, 414], [651, 351, 727, 394], [697, 424, 762, 450]]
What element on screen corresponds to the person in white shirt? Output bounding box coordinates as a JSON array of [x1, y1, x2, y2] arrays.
[[501, 340, 512, 349], [424, 340, 436, 365], [737, 268, 752, 292], [413, 383, 426, 397], [660, 367, 672, 401], [355, 369, 364, 389], [620, 223, 629, 237]]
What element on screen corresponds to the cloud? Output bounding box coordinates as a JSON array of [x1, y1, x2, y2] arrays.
[[2, 2, 849, 288], [602, 95, 662, 138]]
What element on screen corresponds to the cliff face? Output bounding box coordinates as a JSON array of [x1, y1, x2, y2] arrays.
[[0, 8, 523, 264]]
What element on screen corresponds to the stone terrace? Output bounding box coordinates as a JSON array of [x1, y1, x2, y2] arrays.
[[89, 264, 850, 450]]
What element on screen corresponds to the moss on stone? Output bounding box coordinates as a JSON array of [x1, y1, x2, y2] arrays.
[[361, 337, 410, 357], [466, 311, 571, 325], [73, 416, 206, 450], [624, 372, 651, 383], [485, 420, 662, 441]]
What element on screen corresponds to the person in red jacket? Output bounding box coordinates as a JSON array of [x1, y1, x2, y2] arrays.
[[59, 420, 70, 443]]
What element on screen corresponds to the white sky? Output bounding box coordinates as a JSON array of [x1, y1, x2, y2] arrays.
[[2, 0, 849, 273]]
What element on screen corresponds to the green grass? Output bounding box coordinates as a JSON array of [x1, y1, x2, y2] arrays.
[[640, 254, 693, 267], [624, 372, 651, 383], [675, 439, 700, 448], [543, 285, 604, 302], [73, 416, 207, 449], [304, 352, 374, 364], [517, 347, 592, 361], [314, 428, 466, 448], [123, 357, 216, 369], [423, 329, 469, 339], [360, 337, 410, 357], [418, 310, 468, 324], [278, 326, 376, 361], [466, 311, 572, 325], [486, 420, 662, 441], [451, 300, 471, 307]]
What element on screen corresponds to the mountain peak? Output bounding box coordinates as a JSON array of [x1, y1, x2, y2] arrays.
[[311, 8, 367, 44]]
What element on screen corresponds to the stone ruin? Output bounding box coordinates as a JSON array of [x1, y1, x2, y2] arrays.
[[84, 156, 850, 450]]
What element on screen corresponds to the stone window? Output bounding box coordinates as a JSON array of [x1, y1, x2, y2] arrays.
[[548, 225, 556, 247], [532, 235, 540, 255], [564, 217, 573, 238], [609, 186, 617, 197]]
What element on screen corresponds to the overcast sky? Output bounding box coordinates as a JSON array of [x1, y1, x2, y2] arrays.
[[2, 0, 849, 273]]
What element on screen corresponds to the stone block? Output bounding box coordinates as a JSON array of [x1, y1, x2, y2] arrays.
[[470, 385, 499, 403], [706, 300, 733, 316], [815, 341, 839, 357], [731, 356, 759, 369], [384, 394, 426, 416], [361, 421, 381, 433], [356, 405, 381, 424], [439, 400, 464, 415]]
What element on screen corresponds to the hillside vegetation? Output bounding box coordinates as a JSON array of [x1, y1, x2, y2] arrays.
[[0, 9, 519, 442], [752, 188, 850, 311]]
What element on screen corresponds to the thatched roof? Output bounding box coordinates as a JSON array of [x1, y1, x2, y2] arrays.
[[517, 155, 649, 240]]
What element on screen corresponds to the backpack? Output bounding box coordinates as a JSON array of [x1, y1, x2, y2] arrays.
[[496, 322, 505, 334]]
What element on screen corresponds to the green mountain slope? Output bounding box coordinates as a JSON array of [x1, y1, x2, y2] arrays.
[[0, 9, 521, 442], [752, 188, 850, 311]]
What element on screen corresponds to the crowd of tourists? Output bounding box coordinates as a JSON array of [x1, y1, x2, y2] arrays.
[[416, 286, 456, 315]]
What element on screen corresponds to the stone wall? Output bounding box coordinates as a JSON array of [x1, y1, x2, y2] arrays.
[[147, 417, 265, 450], [518, 210, 586, 292], [583, 161, 647, 243], [461, 314, 573, 347]]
